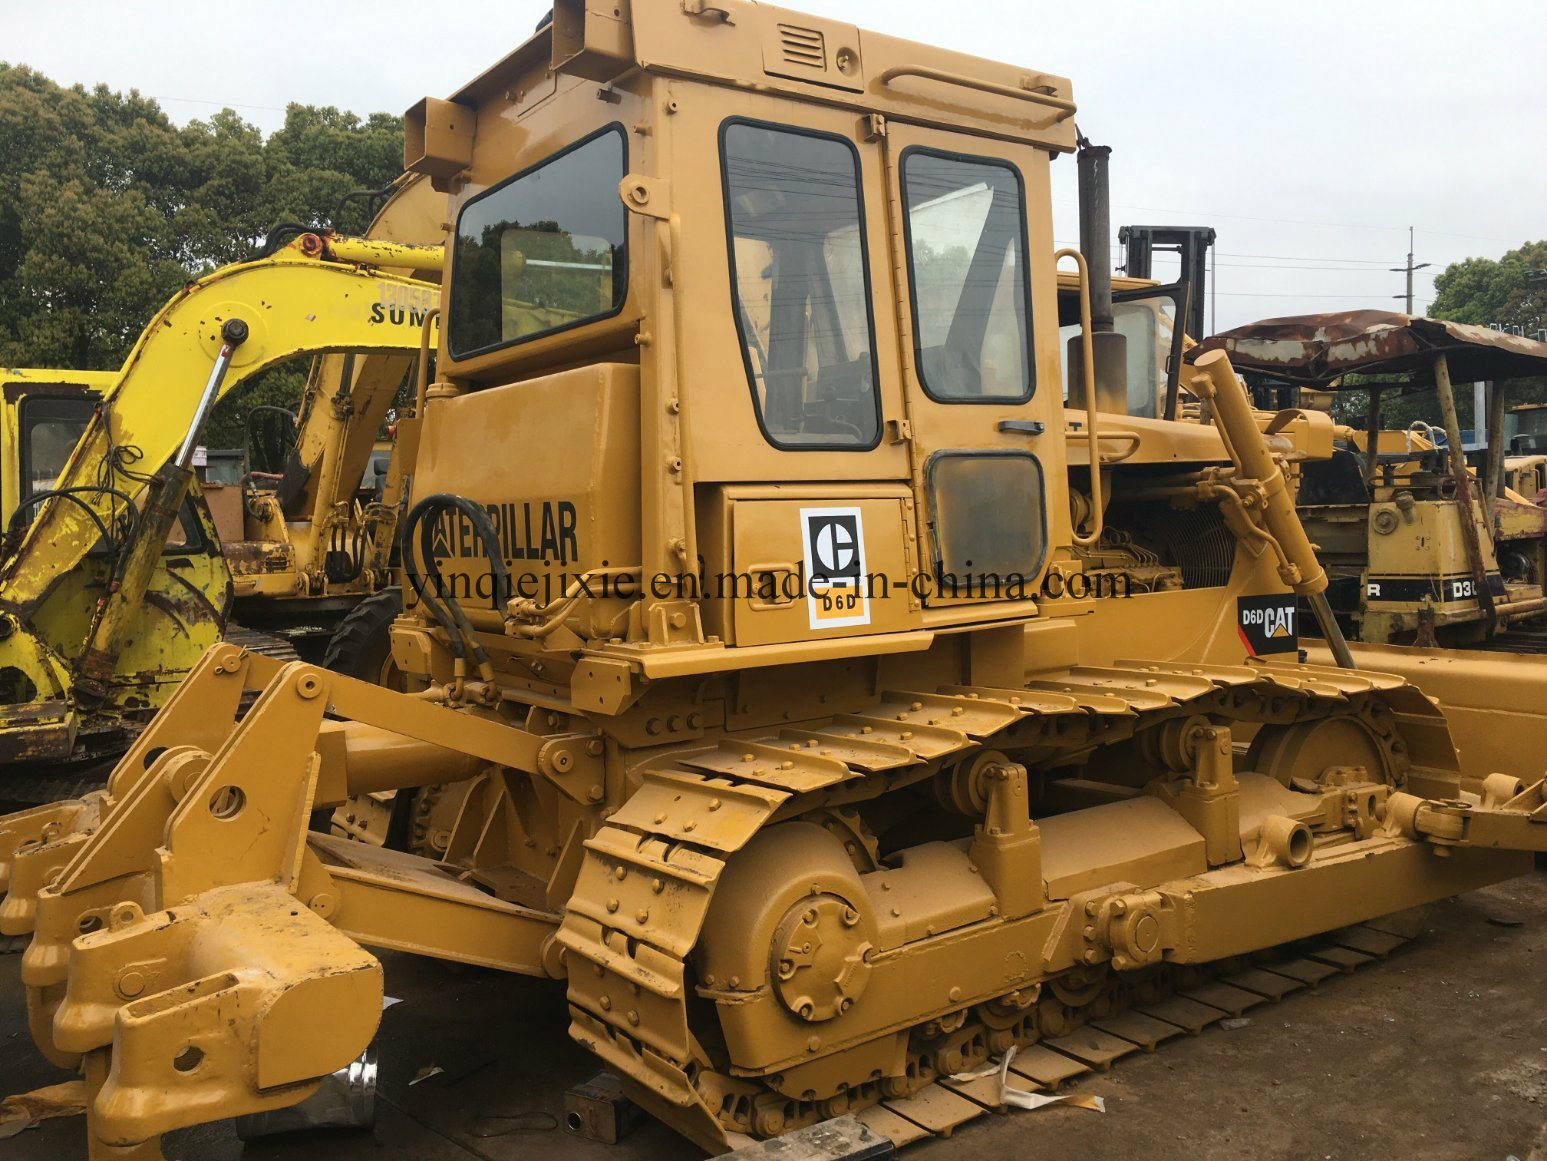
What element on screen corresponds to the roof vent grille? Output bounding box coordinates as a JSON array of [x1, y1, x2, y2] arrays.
[[777, 24, 826, 70]]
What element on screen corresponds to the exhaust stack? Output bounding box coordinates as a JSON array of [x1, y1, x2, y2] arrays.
[[1072, 141, 1128, 415]]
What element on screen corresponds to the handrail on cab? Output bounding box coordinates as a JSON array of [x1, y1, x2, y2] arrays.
[[878, 65, 1077, 122], [1055, 247, 1103, 548]]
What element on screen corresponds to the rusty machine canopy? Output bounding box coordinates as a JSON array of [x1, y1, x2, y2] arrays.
[[1191, 311, 1547, 387]]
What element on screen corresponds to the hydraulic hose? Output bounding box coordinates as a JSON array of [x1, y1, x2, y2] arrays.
[[5, 485, 140, 582], [401, 493, 509, 682]]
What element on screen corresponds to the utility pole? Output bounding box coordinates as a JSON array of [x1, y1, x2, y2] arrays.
[[1391, 226, 1431, 315]]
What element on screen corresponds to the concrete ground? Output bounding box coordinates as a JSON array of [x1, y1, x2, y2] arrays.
[[3, 867, 1544, 1161]]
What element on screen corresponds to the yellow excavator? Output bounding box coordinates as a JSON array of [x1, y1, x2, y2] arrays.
[[0, 204, 442, 773]]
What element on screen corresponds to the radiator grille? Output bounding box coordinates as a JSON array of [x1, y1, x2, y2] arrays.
[[1106, 503, 1236, 590]]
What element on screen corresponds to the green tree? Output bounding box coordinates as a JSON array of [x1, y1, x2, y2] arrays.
[[1330, 240, 1547, 434], [1428, 240, 1547, 331], [0, 63, 404, 444]]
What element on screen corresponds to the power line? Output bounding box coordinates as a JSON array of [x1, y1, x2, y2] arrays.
[[1056, 198, 1523, 247], [1213, 260, 1438, 274], [1215, 290, 1418, 299], [158, 95, 289, 114], [1218, 250, 1400, 265]]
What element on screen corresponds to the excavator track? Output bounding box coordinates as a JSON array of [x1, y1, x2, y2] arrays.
[[223, 625, 303, 663], [556, 659, 1426, 1149]]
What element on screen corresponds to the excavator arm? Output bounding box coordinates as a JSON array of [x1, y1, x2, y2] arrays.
[[0, 237, 441, 763], [0, 241, 440, 610]]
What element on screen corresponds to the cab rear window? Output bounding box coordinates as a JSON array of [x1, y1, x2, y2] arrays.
[[448, 125, 627, 359]]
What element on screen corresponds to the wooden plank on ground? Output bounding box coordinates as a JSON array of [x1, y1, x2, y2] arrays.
[[855, 1104, 930, 1147], [881, 1083, 983, 1137], [1134, 994, 1224, 1034], [1043, 1026, 1139, 1070], [1090, 1009, 1185, 1051], [1005, 1044, 1086, 1088]]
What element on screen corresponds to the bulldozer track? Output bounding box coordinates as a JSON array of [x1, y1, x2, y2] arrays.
[[555, 658, 1424, 1147], [851, 918, 1414, 1146]]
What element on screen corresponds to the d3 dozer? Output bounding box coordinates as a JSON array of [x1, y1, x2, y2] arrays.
[[0, 188, 442, 771], [1195, 311, 1547, 647], [2, 2, 1545, 1157]]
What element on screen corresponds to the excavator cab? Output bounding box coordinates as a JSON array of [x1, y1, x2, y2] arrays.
[[0, 370, 109, 529]]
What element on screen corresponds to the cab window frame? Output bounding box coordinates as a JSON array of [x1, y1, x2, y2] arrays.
[[898, 145, 1035, 405], [17, 391, 95, 510], [446, 121, 630, 361], [15, 393, 206, 555], [718, 116, 884, 453]]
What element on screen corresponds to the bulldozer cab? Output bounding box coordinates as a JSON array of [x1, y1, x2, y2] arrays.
[[414, 10, 1105, 655], [400, 0, 1357, 687]]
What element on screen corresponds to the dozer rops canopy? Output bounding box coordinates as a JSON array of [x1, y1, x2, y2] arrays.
[[1190, 310, 1547, 387]]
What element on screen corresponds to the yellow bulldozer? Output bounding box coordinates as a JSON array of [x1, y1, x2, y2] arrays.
[[0, 179, 442, 776], [2, 2, 1546, 1158]]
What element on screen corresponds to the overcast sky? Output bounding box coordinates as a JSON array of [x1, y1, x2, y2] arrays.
[[8, 0, 1544, 332]]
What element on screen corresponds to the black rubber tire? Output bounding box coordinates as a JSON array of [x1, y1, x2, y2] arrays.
[[320, 586, 403, 682]]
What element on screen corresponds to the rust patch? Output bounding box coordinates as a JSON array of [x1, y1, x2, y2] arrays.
[[0, 700, 74, 764], [222, 540, 294, 576]]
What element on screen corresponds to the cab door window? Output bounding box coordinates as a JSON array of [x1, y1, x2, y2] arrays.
[[901, 150, 1032, 402], [721, 120, 881, 450]]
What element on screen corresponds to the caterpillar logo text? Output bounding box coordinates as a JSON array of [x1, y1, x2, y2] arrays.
[[432, 500, 579, 566], [1236, 594, 1298, 657]]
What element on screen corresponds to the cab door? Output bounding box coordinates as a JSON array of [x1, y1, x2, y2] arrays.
[[881, 125, 1057, 608]]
